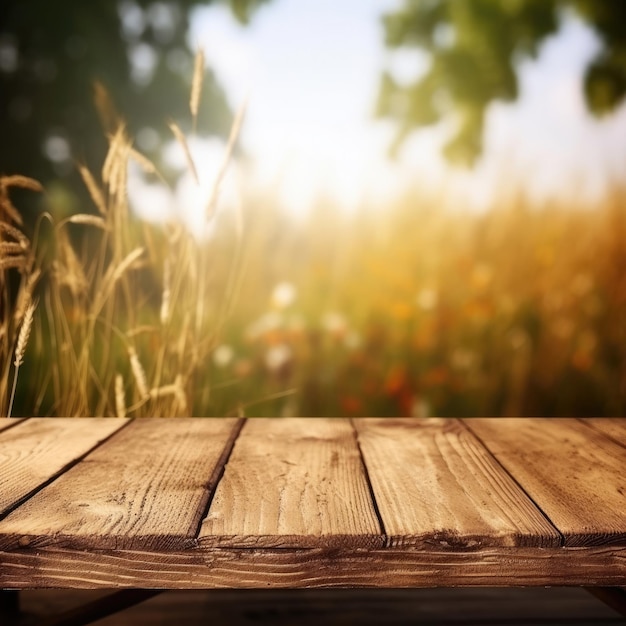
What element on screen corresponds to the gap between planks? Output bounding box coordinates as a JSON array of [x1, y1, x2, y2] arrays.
[[352, 418, 561, 549], [575, 418, 626, 451], [0, 419, 242, 551], [463, 418, 626, 547], [348, 417, 388, 543], [458, 419, 566, 548], [0, 418, 131, 521]]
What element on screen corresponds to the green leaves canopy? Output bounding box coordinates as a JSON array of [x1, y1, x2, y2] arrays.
[[377, 0, 626, 165], [0, 0, 268, 188]]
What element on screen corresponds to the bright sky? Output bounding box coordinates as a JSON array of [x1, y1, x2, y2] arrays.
[[131, 0, 626, 224]]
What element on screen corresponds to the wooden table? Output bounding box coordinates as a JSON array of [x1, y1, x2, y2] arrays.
[[1, 418, 625, 624]]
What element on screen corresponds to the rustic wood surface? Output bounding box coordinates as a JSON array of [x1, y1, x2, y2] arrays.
[[0, 418, 625, 590], [464, 418, 626, 547], [353, 418, 560, 548], [1, 546, 625, 588], [200, 418, 382, 548], [582, 418, 626, 448], [0, 418, 125, 518], [0, 418, 25, 434], [0, 419, 240, 551]]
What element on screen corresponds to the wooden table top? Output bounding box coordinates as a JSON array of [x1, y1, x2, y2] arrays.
[[0, 417, 625, 589]]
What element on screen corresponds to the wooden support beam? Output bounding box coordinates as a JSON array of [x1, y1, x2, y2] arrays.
[[585, 587, 626, 618], [35, 590, 163, 626]]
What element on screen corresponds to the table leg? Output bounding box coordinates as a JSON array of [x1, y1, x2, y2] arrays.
[[0, 590, 20, 624], [34, 589, 163, 626], [585, 587, 626, 618]]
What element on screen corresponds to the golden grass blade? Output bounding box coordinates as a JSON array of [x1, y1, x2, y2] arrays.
[[0, 221, 30, 248], [190, 48, 205, 129], [0, 242, 26, 255], [128, 346, 149, 400], [115, 374, 126, 418], [0, 196, 24, 225], [0, 256, 26, 271], [174, 374, 188, 413], [205, 99, 247, 220], [14, 300, 36, 368], [149, 383, 177, 399], [91, 247, 144, 318], [110, 247, 145, 284], [168, 120, 199, 184], [129, 148, 157, 175], [0, 175, 44, 193], [129, 148, 167, 186], [78, 164, 107, 215], [65, 214, 109, 230], [8, 299, 36, 417], [93, 80, 120, 133], [160, 258, 171, 326], [53, 228, 89, 297], [14, 269, 41, 323], [102, 125, 129, 196]]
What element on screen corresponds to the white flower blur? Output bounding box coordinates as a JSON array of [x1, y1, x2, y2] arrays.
[[213, 344, 234, 368], [265, 344, 292, 372], [271, 281, 296, 309]]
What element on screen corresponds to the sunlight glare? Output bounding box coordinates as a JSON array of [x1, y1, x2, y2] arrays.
[[127, 136, 242, 240]]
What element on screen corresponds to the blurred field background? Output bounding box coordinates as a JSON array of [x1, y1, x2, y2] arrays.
[[1, 0, 626, 417]]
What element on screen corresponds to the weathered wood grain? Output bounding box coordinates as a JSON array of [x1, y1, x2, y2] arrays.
[[581, 418, 626, 449], [465, 418, 626, 547], [199, 418, 382, 548], [0, 418, 126, 517], [1, 546, 624, 589], [353, 418, 560, 548], [0, 418, 25, 434], [0, 419, 240, 551]]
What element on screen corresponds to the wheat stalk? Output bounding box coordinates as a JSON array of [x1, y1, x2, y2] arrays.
[[0, 175, 44, 193], [168, 121, 199, 184], [128, 346, 149, 400], [65, 214, 109, 230], [0, 242, 26, 255], [190, 48, 204, 132], [0, 256, 27, 271], [14, 269, 41, 323], [78, 164, 108, 215], [174, 374, 188, 414], [205, 99, 247, 219], [0, 196, 23, 225], [115, 374, 126, 418], [8, 300, 36, 417], [160, 258, 171, 326], [0, 221, 30, 248]]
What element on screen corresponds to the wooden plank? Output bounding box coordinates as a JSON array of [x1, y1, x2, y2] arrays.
[[0, 419, 240, 551], [0, 418, 126, 517], [0, 418, 26, 434], [465, 418, 626, 547], [199, 418, 382, 548], [581, 418, 626, 449], [0, 545, 624, 589], [353, 418, 560, 549]]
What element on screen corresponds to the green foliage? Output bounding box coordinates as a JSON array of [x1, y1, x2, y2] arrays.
[[378, 0, 626, 165], [0, 0, 268, 193]]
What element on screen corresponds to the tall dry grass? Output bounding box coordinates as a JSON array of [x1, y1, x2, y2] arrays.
[[2, 52, 248, 417], [2, 49, 625, 417]]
